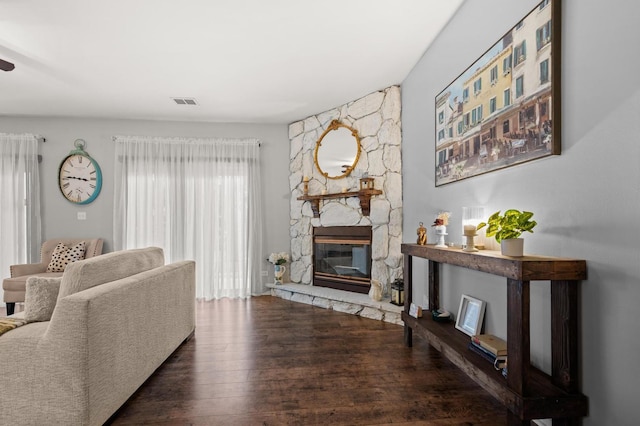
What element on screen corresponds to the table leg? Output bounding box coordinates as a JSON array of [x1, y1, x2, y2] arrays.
[[403, 254, 413, 347], [428, 260, 440, 311], [507, 278, 530, 396], [551, 280, 579, 393]]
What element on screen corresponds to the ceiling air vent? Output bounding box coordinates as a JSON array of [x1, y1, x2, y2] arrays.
[[172, 97, 198, 105]]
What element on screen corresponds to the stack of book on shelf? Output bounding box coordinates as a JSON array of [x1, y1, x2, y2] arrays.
[[468, 334, 507, 375]]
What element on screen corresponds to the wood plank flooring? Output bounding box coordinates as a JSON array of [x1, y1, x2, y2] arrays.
[[106, 296, 509, 425]]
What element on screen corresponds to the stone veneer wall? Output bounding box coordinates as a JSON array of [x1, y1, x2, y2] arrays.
[[288, 86, 403, 294]]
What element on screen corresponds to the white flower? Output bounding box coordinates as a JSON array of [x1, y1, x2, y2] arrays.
[[267, 252, 289, 265], [432, 211, 451, 227]]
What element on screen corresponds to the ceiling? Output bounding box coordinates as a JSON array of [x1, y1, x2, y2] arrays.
[[0, 0, 464, 124]]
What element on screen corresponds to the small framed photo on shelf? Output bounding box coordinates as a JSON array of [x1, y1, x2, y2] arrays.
[[409, 303, 423, 318], [455, 294, 486, 337]]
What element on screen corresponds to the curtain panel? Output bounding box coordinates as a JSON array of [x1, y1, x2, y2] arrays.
[[113, 135, 264, 299], [0, 133, 42, 297]]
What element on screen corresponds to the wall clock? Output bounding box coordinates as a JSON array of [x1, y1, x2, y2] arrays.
[[58, 139, 102, 204]]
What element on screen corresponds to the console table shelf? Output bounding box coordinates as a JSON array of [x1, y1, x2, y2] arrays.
[[401, 244, 588, 425], [298, 188, 382, 217]]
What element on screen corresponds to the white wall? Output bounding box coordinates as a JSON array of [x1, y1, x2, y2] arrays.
[[401, 1, 640, 424], [0, 116, 291, 287]]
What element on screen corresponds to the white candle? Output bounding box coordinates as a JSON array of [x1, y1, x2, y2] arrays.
[[341, 187, 347, 193], [321, 189, 327, 195], [303, 176, 309, 182], [464, 224, 476, 236]]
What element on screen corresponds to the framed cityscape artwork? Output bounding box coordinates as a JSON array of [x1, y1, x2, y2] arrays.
[[435, 0, 561, 186]]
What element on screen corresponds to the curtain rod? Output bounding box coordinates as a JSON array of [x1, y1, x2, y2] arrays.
[[111, 135, 261, 146]]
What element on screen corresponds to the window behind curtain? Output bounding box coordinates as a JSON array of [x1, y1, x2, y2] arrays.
[[0, 133, 41, 299], [113, 136, 263, 299]]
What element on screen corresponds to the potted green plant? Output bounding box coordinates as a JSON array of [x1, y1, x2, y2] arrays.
[[477, 209, 537, 256]]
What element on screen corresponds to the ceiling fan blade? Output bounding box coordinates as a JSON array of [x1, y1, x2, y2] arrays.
[[0, 59, 15, 71]]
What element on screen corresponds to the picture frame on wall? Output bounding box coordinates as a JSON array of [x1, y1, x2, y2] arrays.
[[435, 0, 561, 186], [455, 294, 486, 337]]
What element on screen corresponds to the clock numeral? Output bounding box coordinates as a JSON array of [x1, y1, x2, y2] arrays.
[[90, 177, 96, 181], [90, 170, 96, 175], [62, 182, 70, 189], [90, 184, 96, 189], [67, 190, 73, 197], [78, 156, 83, 164]]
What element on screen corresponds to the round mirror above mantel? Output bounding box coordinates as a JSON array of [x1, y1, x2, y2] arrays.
[[314, 120, 361, 179]]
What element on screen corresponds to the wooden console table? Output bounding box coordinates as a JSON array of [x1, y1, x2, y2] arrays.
[[401, 244, 588, 425]]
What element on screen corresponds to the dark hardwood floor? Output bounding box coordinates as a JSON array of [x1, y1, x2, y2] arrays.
[[105, 296, 508, 425]]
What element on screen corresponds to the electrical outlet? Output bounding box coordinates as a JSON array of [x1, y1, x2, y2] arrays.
[[261, 270, 268, 277], [77, 212, 87, 220]]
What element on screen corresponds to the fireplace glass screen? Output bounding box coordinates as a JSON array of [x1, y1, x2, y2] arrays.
[[313, 227, 371, 292], [314, 238, 371, 280]]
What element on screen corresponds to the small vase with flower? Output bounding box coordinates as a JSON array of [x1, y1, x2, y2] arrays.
[[432, 211, 451, 248], [267, 252, 290, 284]]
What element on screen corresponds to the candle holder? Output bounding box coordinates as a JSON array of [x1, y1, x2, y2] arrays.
[[359, 177, 374, 191], [463, 232, 478, 252], [462, 206, 485, 250]]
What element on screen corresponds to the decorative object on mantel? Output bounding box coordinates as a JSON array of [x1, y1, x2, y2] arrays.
[[462, 206, 485, 250], [303, 176, 309, 195], [417, 222, 427, 245], [432, 211, 450, 248], [267, 252, 289, 285], [368, 279, 383, 301], [359, 176, 374, 191], [477, 209, 537, 257]]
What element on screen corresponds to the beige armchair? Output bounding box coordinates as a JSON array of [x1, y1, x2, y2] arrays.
[[3, 238, 103, 315]]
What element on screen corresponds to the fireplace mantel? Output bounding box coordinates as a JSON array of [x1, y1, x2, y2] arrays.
[[297, 188, 383, 218]]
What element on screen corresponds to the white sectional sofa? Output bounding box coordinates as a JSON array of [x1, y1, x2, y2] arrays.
[[0, 247, 196, 425]]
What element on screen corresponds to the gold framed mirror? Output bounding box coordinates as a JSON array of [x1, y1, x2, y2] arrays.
[[314, 120, 361, 180]]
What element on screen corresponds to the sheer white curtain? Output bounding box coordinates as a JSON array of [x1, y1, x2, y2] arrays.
[[113, 135, 264, 299], [0, 133, 41, 296]]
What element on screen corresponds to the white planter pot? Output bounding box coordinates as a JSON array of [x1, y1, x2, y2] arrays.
[[501, 238, 524, 257]]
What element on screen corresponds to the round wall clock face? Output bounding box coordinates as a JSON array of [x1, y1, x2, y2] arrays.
[[58, 153, 102, 204]]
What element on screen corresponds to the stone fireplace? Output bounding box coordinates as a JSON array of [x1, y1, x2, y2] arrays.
[[288, 86, 403, 295]]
